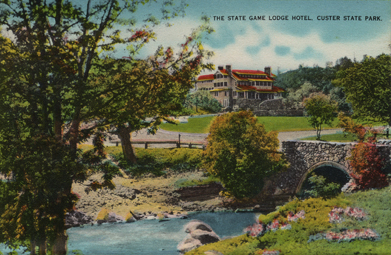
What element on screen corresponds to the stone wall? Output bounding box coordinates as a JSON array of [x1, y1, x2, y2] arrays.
[[259, 99, 284, 110], [233, 98, 304, 116], [266, 140, 390, 195]]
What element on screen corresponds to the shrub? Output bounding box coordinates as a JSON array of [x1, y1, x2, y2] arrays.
[[184, 90, 223, 113], [348, 139, 388, 189], [303, 92, 338, 140], [303, 174, 341, 199], [202, 111, 288, 199], [108, 148, 203, 176]]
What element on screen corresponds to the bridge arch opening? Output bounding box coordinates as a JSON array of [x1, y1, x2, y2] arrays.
[[296, 162, 351, 195]]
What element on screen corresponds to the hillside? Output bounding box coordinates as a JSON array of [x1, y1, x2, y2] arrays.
[[186, 186, 391, 255]]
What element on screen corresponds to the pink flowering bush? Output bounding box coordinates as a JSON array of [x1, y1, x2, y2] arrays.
[[325, 229, 380, 242], [308, 229, 380, 243], [243, 222, 265, 237], [287, 210, 305, 222], [328, 210, 344, 224], [329, 206, 367, 223], [258, 250, 281, 255], [309, 206, 379, 244], [267, 219, 280, 232], [244, 211, 300, 237], [344, 206, 367, 220]]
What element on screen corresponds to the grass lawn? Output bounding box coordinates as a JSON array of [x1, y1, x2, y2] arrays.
[[301, 132, 391, 142], [301, 132, 358, 142], [257, 116, 339, 132], [160, 115, 388, 134], [159, 115, 387, 134]]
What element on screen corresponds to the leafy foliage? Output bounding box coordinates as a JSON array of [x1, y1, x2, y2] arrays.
[[303, 174, 341, 199], [0, 0, 214, 253], [274, 65, 337, 93], [108, 147, 203, 176], [333, 54, 391, 124], [337, 113, 367, 141], [303, 93, 338, 140], [183, 90, 222, 113], [348, 139, 388, 190], [282, 82, 319, 109], [188, 186, 391, 255], [202, 111, 288, 198]]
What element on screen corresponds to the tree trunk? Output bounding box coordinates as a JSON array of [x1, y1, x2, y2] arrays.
[[117, 126, 137, 164], [51, 231, 68, 255], [30, 240, 36, 255], [38, 240, 46, 255]]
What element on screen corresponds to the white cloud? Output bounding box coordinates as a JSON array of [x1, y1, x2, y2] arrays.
[[202, 23, 390, 73]]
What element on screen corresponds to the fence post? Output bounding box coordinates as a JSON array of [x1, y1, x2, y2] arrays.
[[387, 128, 389, 138], [189, 143, 192, 148], [145, 142, 148, 149], [116, 142, 119, 146], [178, 134, 181, 148]]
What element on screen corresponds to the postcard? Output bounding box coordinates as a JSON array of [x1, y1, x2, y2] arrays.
[[0, 0, 390, 254]]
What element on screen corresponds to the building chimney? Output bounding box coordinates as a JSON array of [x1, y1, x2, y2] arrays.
[[218, 65, 223, 70], [226, 65, 232, 75], [264, 66, 271, 76]]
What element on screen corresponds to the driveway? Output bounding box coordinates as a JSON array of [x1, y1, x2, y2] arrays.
[[84, 128, 342, 149]]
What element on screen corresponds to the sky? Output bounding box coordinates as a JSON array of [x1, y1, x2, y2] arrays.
[[130, 0, 391, 74], [1, 0, 389, 74]]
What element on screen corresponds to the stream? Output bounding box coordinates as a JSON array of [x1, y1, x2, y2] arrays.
[[1, 212, 259, 255]]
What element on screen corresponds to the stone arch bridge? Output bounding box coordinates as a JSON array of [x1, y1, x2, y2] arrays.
[[266, 140, 391, 196]]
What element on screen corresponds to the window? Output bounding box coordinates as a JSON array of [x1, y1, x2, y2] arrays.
[[238, 92, 244, 98], [224, 82, 228, 86], [233, 91, 237, 97], [214, 91, 219, 96], [214, 83, 216, 87], [248, 91, 255, 99], [224, 91, 228, 96]]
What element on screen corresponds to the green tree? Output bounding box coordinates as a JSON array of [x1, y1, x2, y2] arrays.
[[303, 93, 338, 140], [202, 111, 288, 199], [304, 174, 341, 199], [184, 90, 222, 113], [333, 54, 391, 125], [0, 0, 212, 253], [283, 82, 319, 109]]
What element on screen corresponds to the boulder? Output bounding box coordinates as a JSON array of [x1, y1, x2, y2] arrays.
[[178, 220, 220, 254], [108, 212, 125, 223], [185, 220, 213, 233], [191, 229, 220, 244], [65, 210, 93, 228], [177, 236, 202, 254]]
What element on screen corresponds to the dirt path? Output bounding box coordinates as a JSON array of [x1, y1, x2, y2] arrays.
[[86, 128, 343, 149]]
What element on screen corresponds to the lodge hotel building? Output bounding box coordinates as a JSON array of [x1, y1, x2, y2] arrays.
[[195, 65, 285, 108]]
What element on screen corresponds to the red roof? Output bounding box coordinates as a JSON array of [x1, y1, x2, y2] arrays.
[[233, 69, 267, 75], [237, 85, 285, 93], [219, 69, 228, 75], [197, 74, 214, 81], [197, 68, 276, 81]]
